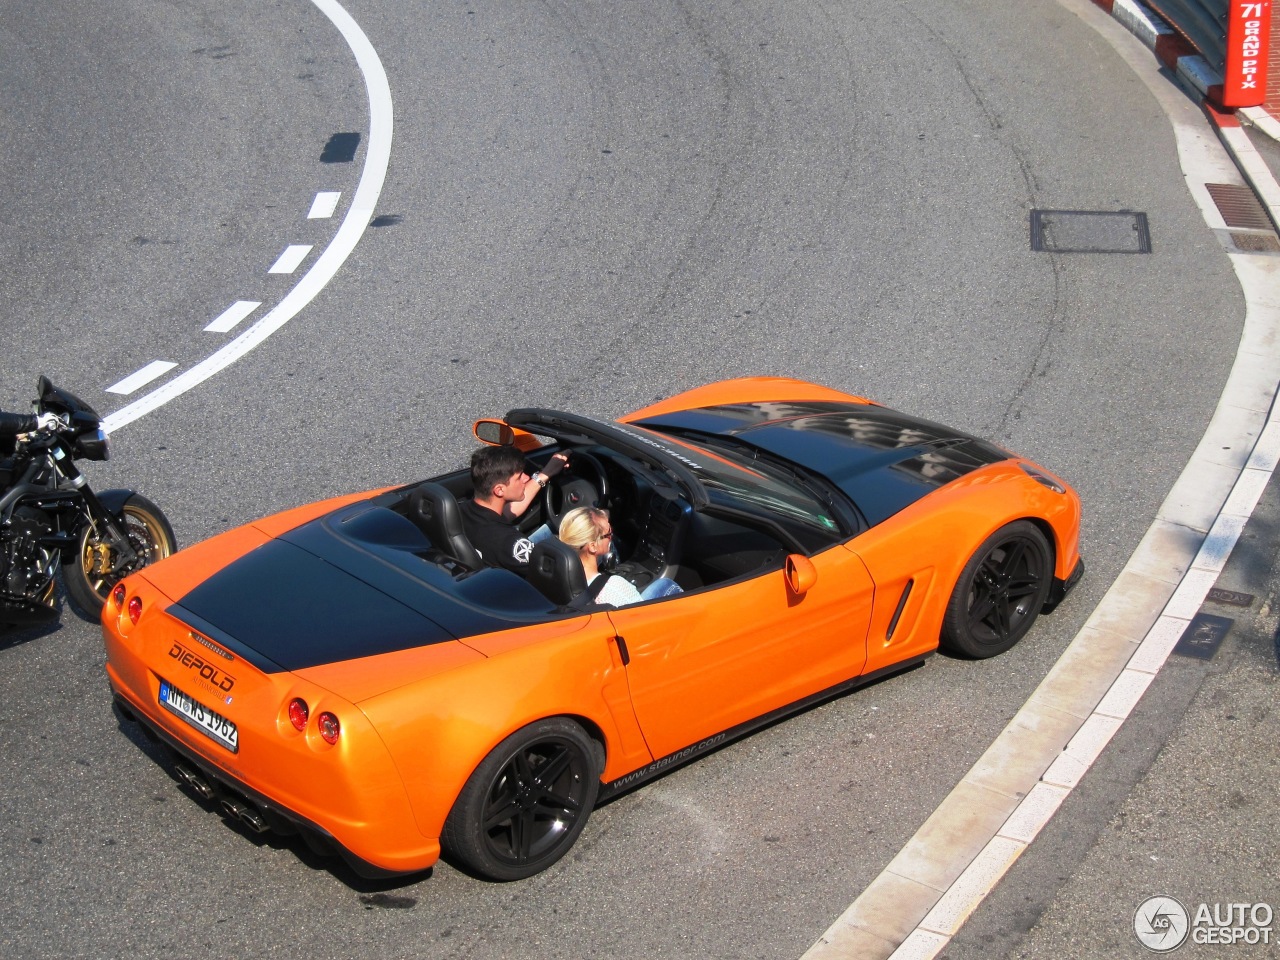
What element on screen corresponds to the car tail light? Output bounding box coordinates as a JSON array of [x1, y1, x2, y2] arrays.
[[127, 596, 142, 624], [111, 583, 126, 607], [318, 712, 340, 745], [287, 698, 309, 732]]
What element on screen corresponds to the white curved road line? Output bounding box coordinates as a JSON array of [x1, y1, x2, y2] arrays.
[[803, 3, 1280, 958], [102, 0, 392, 435]]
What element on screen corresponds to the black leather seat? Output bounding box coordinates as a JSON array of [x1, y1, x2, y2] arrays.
[[406, 482, 485, 571], [526, 537, 588, 607]]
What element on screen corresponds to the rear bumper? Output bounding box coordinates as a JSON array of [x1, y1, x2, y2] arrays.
[[1044, 556, 1084, 613], [111, 691, 426, 880]]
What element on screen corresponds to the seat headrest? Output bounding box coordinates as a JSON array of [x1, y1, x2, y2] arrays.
[[526, 537, 588, 607], [407, 482, 484, 571]]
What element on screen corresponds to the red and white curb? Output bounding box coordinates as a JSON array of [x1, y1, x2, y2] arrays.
[[802, 2, 1280, 957], [1095, 0, 1226, 103]]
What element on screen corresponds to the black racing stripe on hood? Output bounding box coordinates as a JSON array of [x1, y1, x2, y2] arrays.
[[639, 403, 1009, 526]]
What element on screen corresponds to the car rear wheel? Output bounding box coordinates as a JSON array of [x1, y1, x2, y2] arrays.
[[941, 520, 1052, 658], [442, 718, 600, 881]]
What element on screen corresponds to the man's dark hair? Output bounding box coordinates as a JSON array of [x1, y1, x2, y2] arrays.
[[471, 445, 528, 498]]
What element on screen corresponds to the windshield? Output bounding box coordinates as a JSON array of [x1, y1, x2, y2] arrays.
[[651, 431, 842, 534]]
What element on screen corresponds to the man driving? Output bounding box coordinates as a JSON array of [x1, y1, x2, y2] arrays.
[[459, 445, 567, 573]]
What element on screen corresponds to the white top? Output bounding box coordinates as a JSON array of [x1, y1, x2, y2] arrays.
[[589, 574, 643, 607]]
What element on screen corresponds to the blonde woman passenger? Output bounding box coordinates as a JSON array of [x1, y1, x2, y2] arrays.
[[558, 506, 682, 606]]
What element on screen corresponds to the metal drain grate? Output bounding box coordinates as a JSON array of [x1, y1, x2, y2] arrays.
[[1030, 210, 1152, 253], [1205, 183, 1274, 230], [1230, 232, 1280, 254]]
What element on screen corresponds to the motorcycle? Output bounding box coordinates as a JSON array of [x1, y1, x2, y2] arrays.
[[1, 376, 177, 625]]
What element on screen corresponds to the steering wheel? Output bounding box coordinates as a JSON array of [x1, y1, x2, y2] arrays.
[[542, 451, 610, 532]]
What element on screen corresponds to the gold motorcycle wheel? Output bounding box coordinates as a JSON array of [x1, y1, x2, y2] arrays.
[[64, 494, 177, 617]]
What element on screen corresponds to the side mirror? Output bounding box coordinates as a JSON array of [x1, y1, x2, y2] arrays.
[[474, 420, 515, 446], [784, 554, 817, 596]]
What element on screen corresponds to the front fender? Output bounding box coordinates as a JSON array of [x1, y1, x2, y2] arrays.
[[94, 488, 137, 517]]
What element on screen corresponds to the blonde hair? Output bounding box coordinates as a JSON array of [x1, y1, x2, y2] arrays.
[[559, 506, 610, 550]]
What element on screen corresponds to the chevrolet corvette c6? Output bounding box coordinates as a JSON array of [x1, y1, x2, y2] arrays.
[[101, 377, 1082, 880]]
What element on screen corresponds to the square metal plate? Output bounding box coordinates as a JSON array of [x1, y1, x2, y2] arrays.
[[1030, 210, 1152, 254], [1173, 613, 1233, 661]]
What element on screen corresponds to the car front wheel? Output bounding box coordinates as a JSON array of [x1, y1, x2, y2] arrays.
[[442, 718, 601, 881], [941, 520, 1053, 658]]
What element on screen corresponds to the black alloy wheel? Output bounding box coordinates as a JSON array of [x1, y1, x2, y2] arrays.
[[442, 718, 600, 881], [941, 520, 1053, 658]]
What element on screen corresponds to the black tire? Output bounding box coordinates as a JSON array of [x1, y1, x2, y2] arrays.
[[940, 520, 1053, 659], [442, 718, 600, 881], [64, 493, 177, 617]]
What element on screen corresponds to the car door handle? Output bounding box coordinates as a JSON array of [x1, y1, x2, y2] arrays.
[[611, 635, 630, 666]]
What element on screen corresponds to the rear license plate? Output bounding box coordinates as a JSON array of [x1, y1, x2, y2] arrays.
[[159, 679, 238, 753]]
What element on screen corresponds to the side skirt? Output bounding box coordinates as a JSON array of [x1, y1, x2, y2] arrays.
[[1043, 556, 1085, 613], [597, 654, 932, 802]]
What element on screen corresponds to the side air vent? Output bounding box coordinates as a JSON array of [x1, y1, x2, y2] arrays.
[[886, 579, 915, 643]]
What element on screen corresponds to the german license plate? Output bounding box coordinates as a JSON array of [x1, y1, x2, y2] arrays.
[[159, 679, 238, 753]]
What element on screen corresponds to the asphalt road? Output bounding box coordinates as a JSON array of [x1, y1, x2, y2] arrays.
[[0, 1, 1253, 957]]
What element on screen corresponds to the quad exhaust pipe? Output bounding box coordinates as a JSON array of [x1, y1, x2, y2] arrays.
[[172, 760, 269, 834], [173, 761, 215, 800], [220, 798, 269, 834]]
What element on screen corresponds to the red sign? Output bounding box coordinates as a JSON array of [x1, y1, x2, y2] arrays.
[[1223, 1, 1272, 107]]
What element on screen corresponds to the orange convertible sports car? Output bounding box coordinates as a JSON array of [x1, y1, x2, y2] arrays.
[[102, 377, 1082, 880]]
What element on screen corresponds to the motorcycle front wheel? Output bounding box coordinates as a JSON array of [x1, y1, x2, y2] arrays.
[[65, 493, 177, 617]]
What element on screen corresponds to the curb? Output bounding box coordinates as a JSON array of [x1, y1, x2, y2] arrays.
[[1096, 0, 1280, 150], [1092, 0, 1224, 103], [801, 3, 1280, 958], [1211, 108, 1280, 230], [1240, 105, 1280, 143]]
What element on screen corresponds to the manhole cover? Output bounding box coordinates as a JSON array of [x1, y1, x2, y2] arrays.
[[1030, 210, 1152, 254], [1173, 612, 1233, 660]]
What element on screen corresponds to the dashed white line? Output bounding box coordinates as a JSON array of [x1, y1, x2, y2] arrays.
[[106, 361, 178, 396], [268, 244, 313, 274], [101, 0, 391, 435], [308, 191, 341, 218], [204, 300, 261, 334]]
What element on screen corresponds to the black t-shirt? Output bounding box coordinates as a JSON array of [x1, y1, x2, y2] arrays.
[[458, 499, 535, 573]]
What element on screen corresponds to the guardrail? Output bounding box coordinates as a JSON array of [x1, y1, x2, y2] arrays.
[[1142, 0, 1271, 106]]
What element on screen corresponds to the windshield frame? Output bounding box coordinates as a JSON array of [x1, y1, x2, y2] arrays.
[[500, 410, 859, 550], [640, 426, 860, 542]]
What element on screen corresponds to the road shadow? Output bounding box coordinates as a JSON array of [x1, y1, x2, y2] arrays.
[[0, 616, 63, 651]]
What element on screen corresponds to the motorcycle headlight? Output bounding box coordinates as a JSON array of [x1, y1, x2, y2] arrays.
[[75, 428, 110, 462]]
